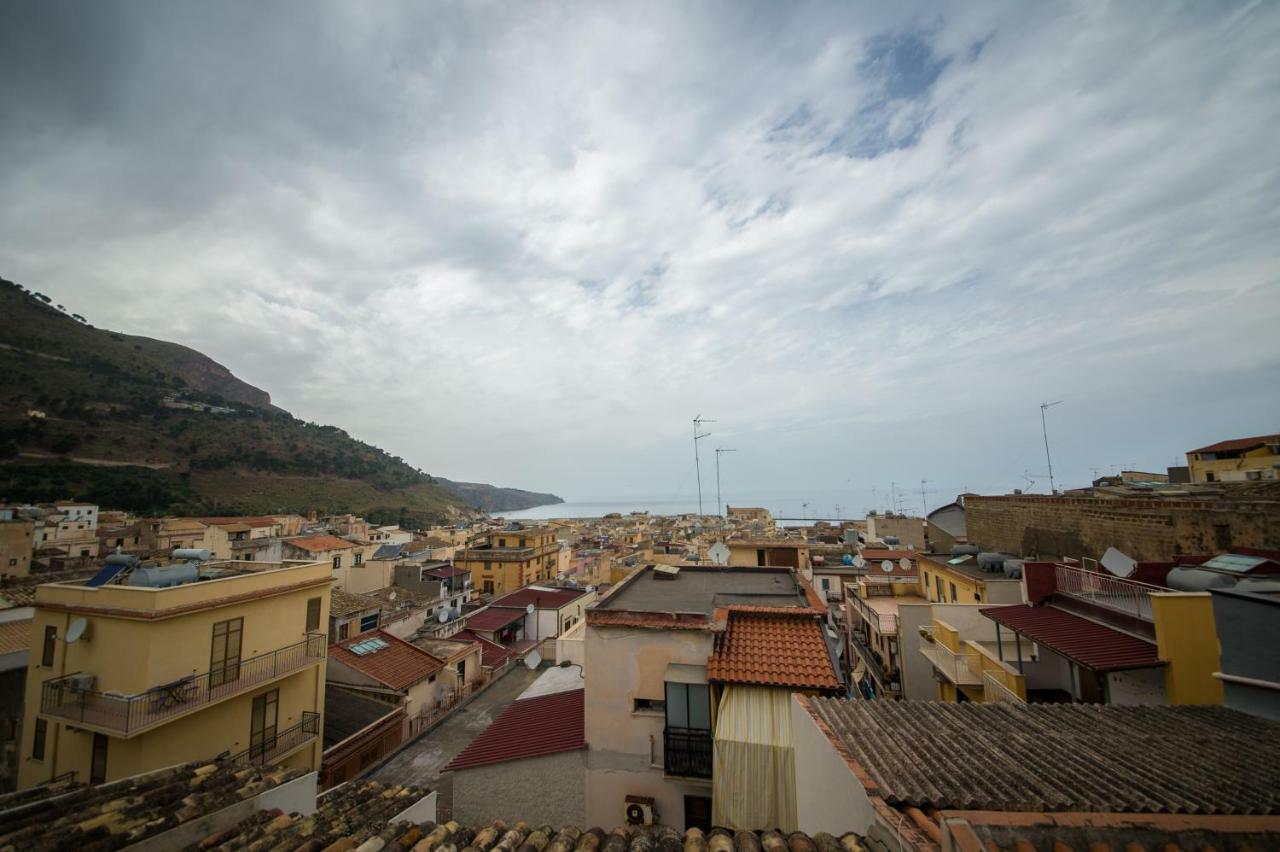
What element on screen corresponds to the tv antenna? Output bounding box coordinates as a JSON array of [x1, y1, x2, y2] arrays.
[[1040, 401, 1062, 494], [715, 448, 736, 518], [919, 480, 934, 516], [693, 415, 715, 517]]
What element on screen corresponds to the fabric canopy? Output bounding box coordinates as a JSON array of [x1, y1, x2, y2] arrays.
[[711, 685, 797, 832]]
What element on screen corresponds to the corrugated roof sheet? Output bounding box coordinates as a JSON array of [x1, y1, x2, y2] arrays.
[[804, 698, 1280, 815], [707, 608, 839, 690], [0, 619, 30, 655], [329, 629, 442, 690], [981, 603, 1160, 671], [444, 688, 585, 771], [490, 586, 587, 610], [463, 607, 527, 632]]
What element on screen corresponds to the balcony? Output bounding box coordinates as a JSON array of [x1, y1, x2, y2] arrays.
[[663, 726, 713, 779], [849, 633, 897, 693], [921, 640, 982, 686], [41, 633, 327, 737], [228, 711, 320, 766], [848, 594, 899, 634], [981, 671, 1026, 704], [1054, 564, 1160, 621]]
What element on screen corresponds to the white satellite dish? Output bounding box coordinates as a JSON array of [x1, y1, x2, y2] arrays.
[[437, 608, 450, 623], [880, 560, 894, 574], [524, 649, 543, 669], [898, 557, 912, 571], [526, 603, 536, 614], [65, 617, 89, 644], [388, 591, 397, 601], [708, 542, 731, 566], [1100, 546, 1137, 578], [852, 555, 866, 569]]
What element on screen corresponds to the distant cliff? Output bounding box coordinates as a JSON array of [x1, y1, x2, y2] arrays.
[[435, 478, 564, 513]]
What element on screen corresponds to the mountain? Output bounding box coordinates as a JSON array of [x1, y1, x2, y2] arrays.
[[435, 478, 564, 513], [0, 278, 561, 519]]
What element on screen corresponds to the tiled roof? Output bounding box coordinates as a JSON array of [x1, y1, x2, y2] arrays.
[[490, 586, 587, 610], [0, 619, 30, 654], [423, 563, 470, 579], [981, 603, 1160, 671], [451, 629, 516, 668], [329, 629, 442, 690], [371, 543, 404, 560], [464, 607, 528, 632], [285, 534, 358, 552], [1189, 434, 1280, 454], [445, 688, 585, 771], [330, 588, 383, 618], [707, 608, 840, 691], [802, 698, 1280, 815]]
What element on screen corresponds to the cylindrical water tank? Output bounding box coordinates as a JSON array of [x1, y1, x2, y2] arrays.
[[127, 562, 199, 588], [1166, 567, 1233, 592], [172, 548, 212, 562], [951, 544, 980, 557], [977, 552, 1005, 572]]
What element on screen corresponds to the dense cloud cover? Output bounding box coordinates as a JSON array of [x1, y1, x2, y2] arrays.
[[2, 1, 1277, 505]]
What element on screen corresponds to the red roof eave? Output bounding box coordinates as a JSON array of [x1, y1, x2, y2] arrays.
[[980, 604, 1163, 672]]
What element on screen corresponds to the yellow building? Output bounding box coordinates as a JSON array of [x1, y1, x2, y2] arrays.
[[916, 552, 1023, 605], [1, 514, 35, 578], [1186, 434, 1280, 483], [18, 557, 329, 789], [454, 527, 559, 596]]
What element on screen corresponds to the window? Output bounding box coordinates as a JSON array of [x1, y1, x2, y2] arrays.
[[429, 674, 436, 683], [359, 613, 379, 633], [42, 626, 56, 667], [974, 591, 982, 603], [250, 689, 279, 760], [664, 682, 711, 731], [458, 660, 466, 680], [7, 558, 15, 567], [483, 580, 494, 594], [90, 733, 109, 784], [354, 552, 363, 566], [633, 697, 665, 713], [32, 718, 46, 760], [210, 617, 243, 688], [332, 555, 342, 570], [949, 582, 958, 602], [1247, 470, 1262, 481], [1205, 471, 1216, 482], [935, 576, 944, 601], [306, 597, 321, 632], [338, 622, 350, 640]]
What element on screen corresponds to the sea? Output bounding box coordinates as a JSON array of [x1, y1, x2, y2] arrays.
[[496, 490, 871, 523]]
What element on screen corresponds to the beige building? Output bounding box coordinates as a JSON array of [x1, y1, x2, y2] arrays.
[[454, 526, 560, 596], [725, 540, 811, 578], [283, 534, 362, 573], [0, 513, 35, 578], [1187, 434, 1280, 483], [864, 513, 925, 550], [142, 518, 231, 559], [19, 557, 329, 789]]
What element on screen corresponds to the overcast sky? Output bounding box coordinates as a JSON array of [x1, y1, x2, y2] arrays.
[[2, 1, 1278, 507]]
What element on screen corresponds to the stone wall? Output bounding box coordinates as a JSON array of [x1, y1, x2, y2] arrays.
[[966, 494, 1280, 560]]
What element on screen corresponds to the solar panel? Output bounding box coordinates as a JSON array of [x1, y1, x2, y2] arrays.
[[349, 637, 389, 656]]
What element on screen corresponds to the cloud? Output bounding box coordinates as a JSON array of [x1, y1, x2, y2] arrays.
[[1, 0, 1278, 506]]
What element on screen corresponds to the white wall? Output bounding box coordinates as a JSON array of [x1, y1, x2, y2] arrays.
[[1106, 666, 1167, 705], [791, 697, 875, 835], [897, 604, 935, 701]]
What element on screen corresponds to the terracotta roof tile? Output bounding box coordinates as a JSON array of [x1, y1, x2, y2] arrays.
[[444, 688, 585, 771], [981, 603, 1160, 671], [286, 535, 359, 553], [1189, 433, 1280, 454], [451, 629, 516, 668], [707, 608, 840, 690], [329, 629, 442, 690], [329, 589, 383, 618]]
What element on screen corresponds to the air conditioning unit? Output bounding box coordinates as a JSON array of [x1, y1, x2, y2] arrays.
[[624, 795, 656, 826], [64, 673, 96, 692]]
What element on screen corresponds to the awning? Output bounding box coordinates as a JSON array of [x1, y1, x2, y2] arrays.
[[981, 603, 1161, 671], [712, 686, 796, 832]]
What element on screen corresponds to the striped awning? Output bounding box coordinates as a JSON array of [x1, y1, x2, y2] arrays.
[[712, 686, 797, 832]]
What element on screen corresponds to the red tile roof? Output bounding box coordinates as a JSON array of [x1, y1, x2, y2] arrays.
[[490, 586, 588, 610], [451, 630, 516, 668], [286, 535, 359, 553], [423, 564, 471, 579], [444, 688, 585, 771], [707, 608, 840, 691], [1189, 434, 1280, 454], [463, 607, 528, 632], [329, 629, 443, 690], [981, 604, 1161, 671]]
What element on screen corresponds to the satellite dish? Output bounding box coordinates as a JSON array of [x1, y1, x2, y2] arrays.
[[853, 555, 866, 569], [1100, 546, 1136, 578], [388, 591, 397, 601], [898, 557, 912, 571], [708, 542, 731, 566], [66, 617, 89, 644], [524, 649, 543, 669], [438, 608, 450, 623], [526, 602, 536, 614], [880, 560, 894, 574]]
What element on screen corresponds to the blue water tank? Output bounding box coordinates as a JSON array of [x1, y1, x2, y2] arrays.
[[842, 553, 855, 566]]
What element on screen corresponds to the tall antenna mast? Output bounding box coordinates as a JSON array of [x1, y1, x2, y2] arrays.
[[715, 448, 736, 518], [919, 479, 933, 516], [693, 415, 715, 516], [1040, 401, 1062, 494]]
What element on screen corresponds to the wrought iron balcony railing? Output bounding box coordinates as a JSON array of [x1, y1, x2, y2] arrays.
[[228, 711, 321, 766], [663, 726, 713, 779], [41, 633, 326, 736]]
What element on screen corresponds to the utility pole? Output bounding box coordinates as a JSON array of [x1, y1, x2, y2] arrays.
[[1040, 401, 1062, 494], [715, 448, 736, 518], [693, 415, 714, 516]]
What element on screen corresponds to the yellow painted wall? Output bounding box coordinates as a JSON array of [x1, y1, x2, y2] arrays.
[[1151, 592, 1225, 705], [1187, 445, 1280, 483], [0, 519, 34, 578], [18, 561, 328, 789], [919, 557, 981, 604]]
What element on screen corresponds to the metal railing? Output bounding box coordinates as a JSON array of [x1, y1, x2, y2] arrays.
[[849, 633, 895, 690], [921, 641, 981, 685], [849, 594, 898, 634], [981, 671, 1025, 704], [41, 633, 327, 736], [229, 711, 320, 766], [663, 726, 713, 779], [1054, 565, 1159, 621]]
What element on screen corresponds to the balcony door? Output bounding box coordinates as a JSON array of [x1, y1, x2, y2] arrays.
[[250, 688, 279, 761], [210, 617, 243, 688], [663, 681, 712, 778]]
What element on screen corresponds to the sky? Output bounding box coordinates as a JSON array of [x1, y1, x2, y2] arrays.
[[2, 1, 1278, 509]]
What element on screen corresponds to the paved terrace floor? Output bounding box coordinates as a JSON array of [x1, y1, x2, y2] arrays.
[[369, 663, 541, 819], [594, 566, 808, 615]]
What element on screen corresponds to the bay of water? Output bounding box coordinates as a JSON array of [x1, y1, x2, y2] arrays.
[[497, 491, 868, 522]]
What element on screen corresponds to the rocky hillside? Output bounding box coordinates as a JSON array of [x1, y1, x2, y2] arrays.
[[0, 278, 561, 519]]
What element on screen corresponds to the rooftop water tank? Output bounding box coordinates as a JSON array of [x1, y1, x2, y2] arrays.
[[127, 562, 199, 588], [842, 553, 855, 566], [977, 552, 1006, 573], [883, 535, 900, 546], [172, 548, 212, 562], [1166, 566, 1234, 592], [950, 544, 980, 557]]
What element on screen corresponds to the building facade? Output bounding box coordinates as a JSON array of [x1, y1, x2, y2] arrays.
[[1187, 434, 1280, 483], [454, 527, 560, 596]]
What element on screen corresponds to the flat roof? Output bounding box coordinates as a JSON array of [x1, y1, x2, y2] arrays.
[[593, 565, 809, 616]]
